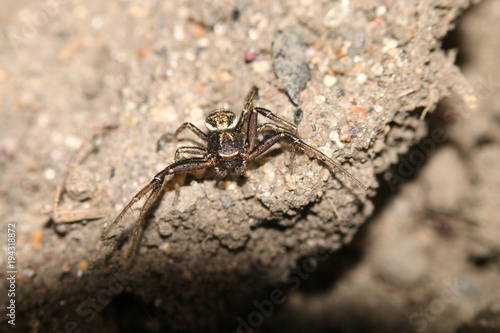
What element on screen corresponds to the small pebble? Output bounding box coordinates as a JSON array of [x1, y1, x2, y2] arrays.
[[23, 268, 36, 278], [371, 63, 384, 76], [337, 44, 349, 58], [252, 60, 270, 74], [329, 130, 345, 148], [126, 113, 139, 127], [136, 46, 151, 59], [375, 5, 387, 16], [214, 24, 226, 35], [382, 38, 398, 53], [65, 136, 81, 149], [129, 4, 150, 18], [219, 70, 232, 82], [339, 124, 351, 142], [350, 105, 367, 120], [315, 95, 326, 104], [158, 222, 173, 237], [323, 75, 337, 87], [76, 259, 89, 278], [44, 168, 56, 180], [357, 73, 367, 84], [78, 259, 89, 273], [159, 242, 171, 253], [188, 21, 207, 38], [463, 94, 477, 110], [244, 48, 260, 63], [173, 24, 185, 41], [31, 230, 43, 249], [61, 262, 71, 273]]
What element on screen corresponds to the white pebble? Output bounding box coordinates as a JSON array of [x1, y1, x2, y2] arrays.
[[375, 5, 387, 16], [252, 60, 270, 73], [323, 75, 337, 87], [357, 73, 367, 84], [65, 136, 81, 149], [173, 24, 185, 41], [44, 168, 56, 180], [315, 95, 326, 104]]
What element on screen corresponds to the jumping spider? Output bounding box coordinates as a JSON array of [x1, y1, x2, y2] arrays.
[[103, 88, 367, 256]]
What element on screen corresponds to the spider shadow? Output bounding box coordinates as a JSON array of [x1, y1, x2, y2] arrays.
[[110, 167, 250, 260]]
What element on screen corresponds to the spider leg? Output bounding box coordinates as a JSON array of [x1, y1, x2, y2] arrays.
[[257, 123, 299, 173], [172, 146, 208, 203], [254, 107, 296, 132], [245, 104, 298, 152], [236, 87, 258, 132], [174, 122, 209, 142], [128, 183, 163, 257], [102, 180, 159, 239], [156, 123, 207, 152], [102, 156, 217, 254], [247, 131, 367, 189], [257, 123, 295, 133], [174, 146, 208, 162]]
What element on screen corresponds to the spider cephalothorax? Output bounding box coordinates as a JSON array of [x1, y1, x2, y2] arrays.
[[205, 109, 238, 131], [205, 109, 246, 176], [103, 88, 367, 256]]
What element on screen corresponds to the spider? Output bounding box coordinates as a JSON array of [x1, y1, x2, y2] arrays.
[[103, 88, 367, 256]]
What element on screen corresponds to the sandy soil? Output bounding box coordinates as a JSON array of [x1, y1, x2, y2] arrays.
[[1, 0, 498, 332]]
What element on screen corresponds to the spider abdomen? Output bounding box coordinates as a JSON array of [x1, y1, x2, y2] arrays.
[[209, 131, 243, 160]]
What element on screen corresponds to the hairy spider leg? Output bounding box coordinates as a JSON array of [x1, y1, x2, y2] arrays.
[[244, 105, 365, 188], [102, 181, 159, 239], [247, 131, 367, 190], [254, 107, 296, 132], [102, 157, 217, 256], [245, 104, 297, 152], [236, 89, 296, 135], [174, 122, 209, 141], [157, 122, 208, 152], [256, 122, 300, 173], [257, 123, 294, 133], [236, 88, 258, 132], [174, 146, 208, 162], [128, 183, 163, 257]]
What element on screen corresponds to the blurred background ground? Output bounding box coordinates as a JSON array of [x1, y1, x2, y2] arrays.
[[273, 2, 500, 332], [1, 0, 499, 332]]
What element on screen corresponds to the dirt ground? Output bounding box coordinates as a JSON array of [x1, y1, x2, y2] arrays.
[[1, 0, 499, 332]]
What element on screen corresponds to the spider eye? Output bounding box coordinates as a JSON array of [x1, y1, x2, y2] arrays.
[[205, 109, 237, 131]]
